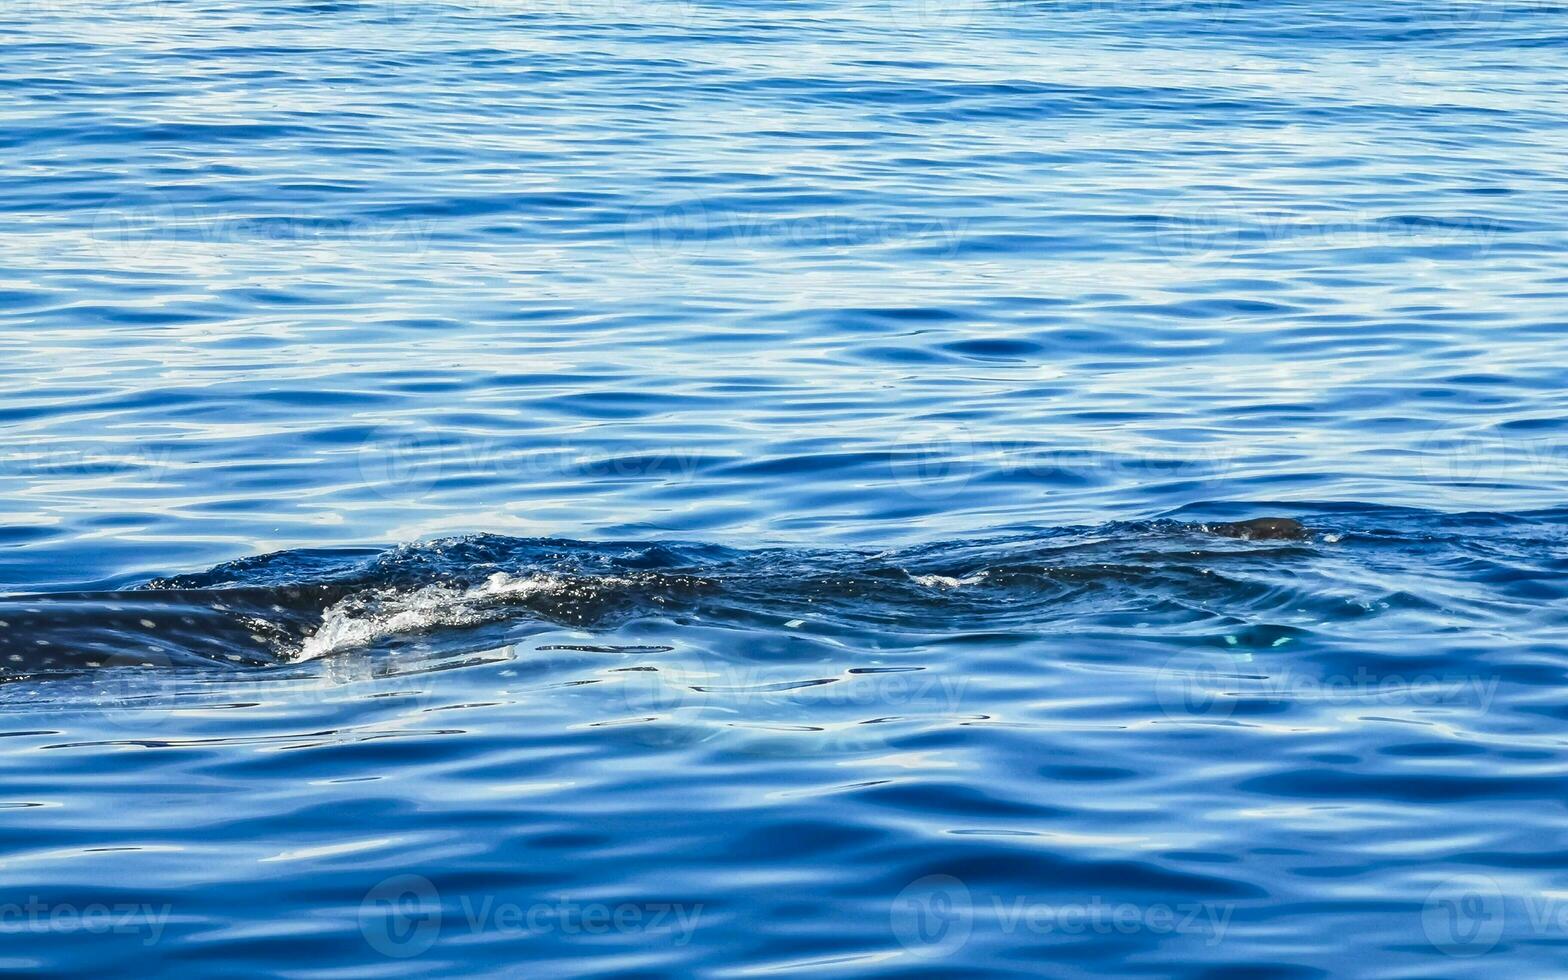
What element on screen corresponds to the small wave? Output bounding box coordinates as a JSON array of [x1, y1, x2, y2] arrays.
[[1, 508, 1561, 679], [297, 572, 572, 660], [907, 571, 990, 589]]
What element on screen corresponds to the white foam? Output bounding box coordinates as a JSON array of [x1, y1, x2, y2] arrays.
[[908, 571, 989, 589], [295, 572, 566, 660]]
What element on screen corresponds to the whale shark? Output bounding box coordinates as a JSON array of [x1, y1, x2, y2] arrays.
[[1207, 517, 1308, 541]]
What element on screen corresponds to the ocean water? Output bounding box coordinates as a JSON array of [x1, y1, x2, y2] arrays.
[[3, 0, 1568, 974]]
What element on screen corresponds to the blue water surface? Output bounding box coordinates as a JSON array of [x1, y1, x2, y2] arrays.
[[1, 0, 1567, 975]]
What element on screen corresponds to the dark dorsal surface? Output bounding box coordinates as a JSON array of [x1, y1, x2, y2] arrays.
[[1207, 517, 1308, 540]]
